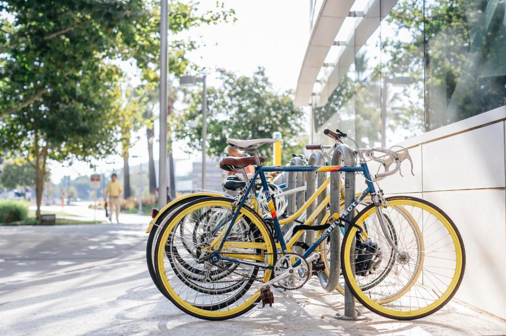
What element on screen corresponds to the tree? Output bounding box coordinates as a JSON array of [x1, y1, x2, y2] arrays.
[[0, 0, 149, 116], [68, 175, 92, 200], [0, 0, 148, 219], [67, 186, 77, 201], [137, 84, 159, 195], [173, 68, 305, 161], [115, 86, 144, 198], [0, 65, 120, 219], [0, 0, 235, 218], [0, 159, 36, 190]]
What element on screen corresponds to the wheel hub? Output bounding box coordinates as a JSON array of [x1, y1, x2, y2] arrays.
[[396, 251, 410, 265]]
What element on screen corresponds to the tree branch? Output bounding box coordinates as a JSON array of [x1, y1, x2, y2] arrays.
[[26, 156, 35, 168], [0, 19, 91, 53], [43, 19, 91, 41], [1, 88, 49, 116]]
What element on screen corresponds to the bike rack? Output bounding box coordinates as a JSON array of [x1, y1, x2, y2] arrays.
[[331, 144, 363, 320], [287, 156, 305, 213], [286, 156, 306, 249], [305, 151, 327, 246], [285, 146, 362, 319]]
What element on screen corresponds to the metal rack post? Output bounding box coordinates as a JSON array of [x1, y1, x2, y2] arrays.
[[306, 151, 327, 246], [331, 144, 361, 319], [285, 156, 306, 238]]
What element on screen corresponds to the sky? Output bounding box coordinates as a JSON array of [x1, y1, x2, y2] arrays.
[[48, 0, 310, 184]]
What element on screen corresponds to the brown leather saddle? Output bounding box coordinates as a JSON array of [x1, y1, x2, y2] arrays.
[[219, 156, 265, 171]]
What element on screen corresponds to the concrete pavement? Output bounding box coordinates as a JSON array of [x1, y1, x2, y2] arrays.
[[1, 221, 506, 336], [31, 202, 152, 224]]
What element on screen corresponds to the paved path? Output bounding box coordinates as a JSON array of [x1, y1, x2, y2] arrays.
[[31, 202, 152, 224], [1, 222, 506, 336]]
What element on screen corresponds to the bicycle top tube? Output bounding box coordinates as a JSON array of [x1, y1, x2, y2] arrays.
[[260, 165, 364, 173]]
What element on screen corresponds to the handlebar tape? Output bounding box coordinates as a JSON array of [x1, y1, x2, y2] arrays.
[[323, 129, 339, 140], [305, 144, 321, 150]]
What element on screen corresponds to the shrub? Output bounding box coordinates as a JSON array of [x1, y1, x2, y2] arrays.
[[120, 195, 158, 210], [0, 200, 29, 223], [142, 194, 157, 206], [120, 197, 138, 211]]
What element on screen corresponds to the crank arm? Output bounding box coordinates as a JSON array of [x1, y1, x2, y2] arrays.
[[294, 252, 320, 267], [305, 252, 320, 263], [261, 253, 320, 288], [260, 269, 291, 289]]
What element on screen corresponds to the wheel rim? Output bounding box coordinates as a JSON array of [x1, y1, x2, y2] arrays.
[[156, 199, 276, 318], [342, 197, 465, 319]]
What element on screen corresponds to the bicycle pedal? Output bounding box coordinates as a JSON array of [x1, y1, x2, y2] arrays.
[[312, 260, 325, 275]]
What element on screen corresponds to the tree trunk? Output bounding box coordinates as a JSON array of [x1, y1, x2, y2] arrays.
[[34, 141, 48, 221], [123, 151, 131, 198], [146, 124, 157, 195], [35, 168, 44, 220]]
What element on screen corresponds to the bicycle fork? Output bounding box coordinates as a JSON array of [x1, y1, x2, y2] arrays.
[[374, 206, 404, 256]]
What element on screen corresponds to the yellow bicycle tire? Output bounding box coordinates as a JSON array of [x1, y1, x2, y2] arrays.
[[341, 196, 465, 320], [155, 197, 277, 320]]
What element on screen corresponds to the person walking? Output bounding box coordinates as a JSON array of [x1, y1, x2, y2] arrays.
[[105, 173, 123, 223]]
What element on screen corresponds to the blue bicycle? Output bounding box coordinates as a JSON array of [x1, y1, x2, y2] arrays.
[[151, 129, 465, 321]]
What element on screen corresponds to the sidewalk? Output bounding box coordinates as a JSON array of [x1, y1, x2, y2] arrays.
[[30, 201, 152, 224], [1, 223, 506, 335]]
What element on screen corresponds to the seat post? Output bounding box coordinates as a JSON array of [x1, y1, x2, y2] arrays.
[[252, 150, 263, 167], [239, 168, 250, 184]]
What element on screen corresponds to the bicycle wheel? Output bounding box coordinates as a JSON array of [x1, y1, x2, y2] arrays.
[[146, 194, 215, 293], [341, 196, 465, 320], [155, 197, 277, 320], [166, 206, 250, 295]]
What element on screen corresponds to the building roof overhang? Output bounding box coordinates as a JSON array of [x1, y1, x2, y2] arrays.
[[294, 0, 398, 107]]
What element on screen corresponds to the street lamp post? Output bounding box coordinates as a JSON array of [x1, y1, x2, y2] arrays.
[[158, 0, 168, 208], [179, 75, 207, 190]]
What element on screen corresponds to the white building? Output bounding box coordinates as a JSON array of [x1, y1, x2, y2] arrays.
[[295, 0, 506, 319]]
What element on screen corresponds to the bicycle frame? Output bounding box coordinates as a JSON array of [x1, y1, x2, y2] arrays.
[[211, 162, 378, 269]]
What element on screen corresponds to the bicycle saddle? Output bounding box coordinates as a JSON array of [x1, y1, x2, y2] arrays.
[[219, 156, 265, 171], [227, 138, 277, 152]]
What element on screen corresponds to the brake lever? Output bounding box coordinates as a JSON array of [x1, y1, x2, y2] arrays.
[[407, 154, 415, 176], [335, 129, 347, 138], [394, 147, 415, 177]]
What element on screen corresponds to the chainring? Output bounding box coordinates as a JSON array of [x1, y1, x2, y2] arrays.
[[273, 253, 311, 290]]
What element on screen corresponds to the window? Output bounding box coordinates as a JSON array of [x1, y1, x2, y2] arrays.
[[313, 0, 506, 145], [425, 0, 506, 130]]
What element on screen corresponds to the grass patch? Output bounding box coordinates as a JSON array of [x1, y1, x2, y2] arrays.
[[1, 218, 104, 226], [1, 208, 102, 226], [55, 219, 103, 225], [28, 210, 78, 218]]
